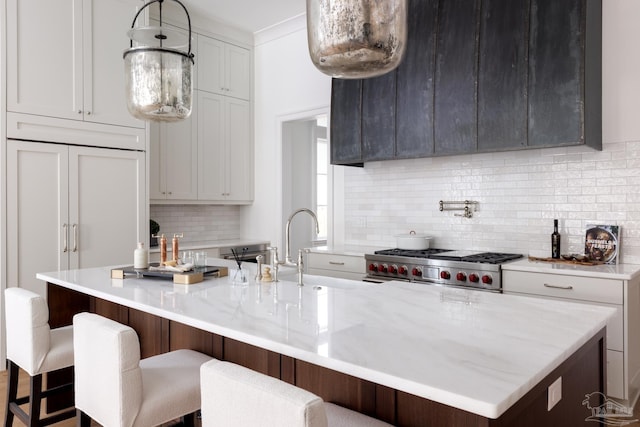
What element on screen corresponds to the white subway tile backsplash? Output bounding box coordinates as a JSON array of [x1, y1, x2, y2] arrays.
[[149, 205, 241, 244], [342, 141, 640, 265]]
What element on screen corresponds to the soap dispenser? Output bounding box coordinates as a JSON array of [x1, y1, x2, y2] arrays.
[[134, 242, 149, 269]]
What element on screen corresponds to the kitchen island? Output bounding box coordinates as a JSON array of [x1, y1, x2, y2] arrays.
[[38, 261, 614, 426]]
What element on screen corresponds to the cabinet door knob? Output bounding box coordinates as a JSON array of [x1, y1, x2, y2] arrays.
[[77, 110, 82, 114], [86, 111, 92, 115]]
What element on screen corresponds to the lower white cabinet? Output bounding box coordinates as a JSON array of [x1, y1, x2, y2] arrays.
[[503, 269, 640, 404], [6, 140, 146, 296], [306, 252, 366, 281]]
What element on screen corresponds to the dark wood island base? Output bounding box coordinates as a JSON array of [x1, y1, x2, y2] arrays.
[[48, 283, 606, 427]]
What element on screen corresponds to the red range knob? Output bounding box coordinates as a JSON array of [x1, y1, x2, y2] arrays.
[[369, 264, 377, 272], [482, 275, 493, 284], [469, 273, 479, 283], [456, 272, 467, 281], [440, 271, 451, 280], [412, 267, 422, 276], [379, 264, 388, 273], [398, 266, 408, 275], [389, 265, 398, 274]]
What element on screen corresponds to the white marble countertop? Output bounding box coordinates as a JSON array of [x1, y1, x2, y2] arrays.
[[503, 259, 640, 281], [37, 260, 614, 419]]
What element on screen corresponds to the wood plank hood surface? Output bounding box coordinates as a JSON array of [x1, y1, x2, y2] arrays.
[[330, 0, 602, 166]]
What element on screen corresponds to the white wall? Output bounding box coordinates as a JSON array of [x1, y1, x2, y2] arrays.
[[246, 16, 331, 250], [252, 2, 640, 264]]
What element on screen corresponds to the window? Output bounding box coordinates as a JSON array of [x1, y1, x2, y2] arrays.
[[314, 116, 328, 243]]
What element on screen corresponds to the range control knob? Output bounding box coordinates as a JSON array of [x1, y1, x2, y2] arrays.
[[456, 272, 467, 282], [411, 267, 422, 277], [368, 263, 377, 272], [389, 265, 398, 274], [398, 266, 408, 276], [482, 275, 493, 285], [469, 273, 480, 283], [379, 264, 388, 273], [440, 271, 451, 280]]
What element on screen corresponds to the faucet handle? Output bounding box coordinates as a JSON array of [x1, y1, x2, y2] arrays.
[[267, 246, 280, 264]]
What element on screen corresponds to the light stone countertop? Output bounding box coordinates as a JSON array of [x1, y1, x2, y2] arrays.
[[37, 259, 614, 419], [502, 259, 640, 281]]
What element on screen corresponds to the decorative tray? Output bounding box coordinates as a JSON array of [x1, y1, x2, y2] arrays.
[[527, 256, 604, 266], [111, 263, 227, 284]]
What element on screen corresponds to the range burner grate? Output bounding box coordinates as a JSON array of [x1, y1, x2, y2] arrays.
[[373, 248, 451, 258], [431, 252, 524, 264]]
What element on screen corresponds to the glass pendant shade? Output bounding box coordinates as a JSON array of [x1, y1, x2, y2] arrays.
[[306, 0, 408, 79], [123, 0, 194, 122]]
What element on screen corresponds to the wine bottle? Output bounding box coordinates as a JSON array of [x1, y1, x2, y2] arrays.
[[551, 219, 561, 259]]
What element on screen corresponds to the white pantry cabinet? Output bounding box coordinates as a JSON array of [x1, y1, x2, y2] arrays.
[[197, 35, 251, 100], [503, 268, 640, 404], [6, 140, 146, 297], [6, 0, 145, 130], [197, 91, 253, 203]]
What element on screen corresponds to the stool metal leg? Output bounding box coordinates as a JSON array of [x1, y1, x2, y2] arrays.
[[28, 374, 43, 427], [4, 360, 76, 427], [76, 410, 91, 427], [4, 360, 19, 427]]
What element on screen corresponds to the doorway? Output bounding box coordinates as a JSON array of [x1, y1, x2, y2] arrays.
[[282, 113, 329, 257]]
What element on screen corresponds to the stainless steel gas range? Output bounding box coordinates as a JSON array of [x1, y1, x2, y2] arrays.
[[364, 249, 523, 292]]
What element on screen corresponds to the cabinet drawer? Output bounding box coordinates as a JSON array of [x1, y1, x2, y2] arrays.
[[503, 271, 623, 304], [306, 253, 365, 274]]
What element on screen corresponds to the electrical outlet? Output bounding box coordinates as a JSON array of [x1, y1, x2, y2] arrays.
[[547, 377, 562, 411]]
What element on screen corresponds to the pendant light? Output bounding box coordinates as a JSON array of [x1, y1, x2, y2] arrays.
[[124, 0, 194, 122], [306, 0, 408, 79]]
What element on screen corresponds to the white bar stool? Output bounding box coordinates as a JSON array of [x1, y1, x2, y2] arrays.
[[73, 312, 213, 427], [200, 359, 394, 427], [4, 287, 75, 427]]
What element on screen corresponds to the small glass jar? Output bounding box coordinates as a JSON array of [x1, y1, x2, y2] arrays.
[[306, 0, 408, 78]]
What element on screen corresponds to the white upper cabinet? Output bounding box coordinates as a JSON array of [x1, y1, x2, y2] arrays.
[[150, 107, 198, 201], [197, 35, 251, 100], [6, 0, 145, 129], [198, 91, 253, 203]]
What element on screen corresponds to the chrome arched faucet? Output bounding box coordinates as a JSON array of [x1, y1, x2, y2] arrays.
[[285, 208, 320, 266]]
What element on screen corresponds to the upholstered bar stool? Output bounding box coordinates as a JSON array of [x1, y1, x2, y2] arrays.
[[200, 359, 394, 427], [73, 312, 213, 427], [4, 287, 76, 427]]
